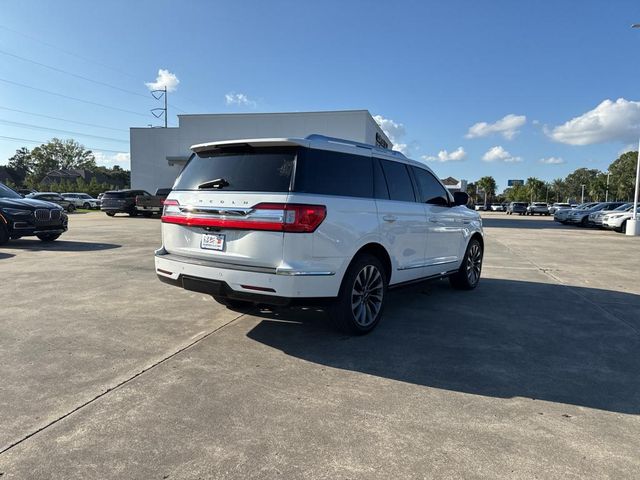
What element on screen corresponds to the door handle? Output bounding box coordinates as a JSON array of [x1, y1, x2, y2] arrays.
[[383, 215, 397, 223], [428, 218, 439, 223]]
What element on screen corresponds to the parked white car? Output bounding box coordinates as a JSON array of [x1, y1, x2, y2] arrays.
[[588, 203, 632, 227], [602, 207, 640, 232], [548, 202, 571, 214], [62, 193, 100, 209], [156, 135, 484, 334], [489, 203, 504, 211]]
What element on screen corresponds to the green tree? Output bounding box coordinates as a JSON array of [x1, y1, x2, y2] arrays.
[[608, 151, 638, 201], [29, 138, 97, 183], [525, 177, 545, 202], [504, 184, 528, 202], [551, 178, 566, 202], [564, 168, 602, 202], [6, 147, 33, 186], [476, 176, 497, 206]]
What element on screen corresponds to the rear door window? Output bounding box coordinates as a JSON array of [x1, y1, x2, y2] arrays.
[[379, 159, 415, 202], [294, 148, 373, 198], [174, 147, 296, 192]]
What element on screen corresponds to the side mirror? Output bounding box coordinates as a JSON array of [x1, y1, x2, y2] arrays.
[[453, 191, 469, 206]]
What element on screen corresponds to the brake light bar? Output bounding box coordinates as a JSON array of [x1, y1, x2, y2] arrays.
[[161, 201, 326, 233]]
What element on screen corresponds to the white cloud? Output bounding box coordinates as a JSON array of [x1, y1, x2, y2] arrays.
[[547, 98, 640, 145], [373, 114, 409, 154], [145, 69, 180, 93], [466, 114, 527, 140], [539, 156, 565, 165], [482, 146, 522, 163], [224, 92, 257, 107], [423, 147, 467, 162], [94, 152, 130, 169]]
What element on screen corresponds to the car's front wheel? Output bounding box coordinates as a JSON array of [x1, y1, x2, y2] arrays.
[[83, 202, 91, 209], [450, 238, 483, 290], [37, 233, 61, 242], [0, 224, 9, 245], [105, 212, 115, 217], [67, 204, 75, 213], [330, 253, 387, 335]]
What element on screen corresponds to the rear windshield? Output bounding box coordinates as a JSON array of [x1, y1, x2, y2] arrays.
[[173, 147, 295, 192], [103, 191, 133, 198]]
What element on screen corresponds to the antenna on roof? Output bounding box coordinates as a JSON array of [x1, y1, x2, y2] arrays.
[[150, 86, 167, 128]]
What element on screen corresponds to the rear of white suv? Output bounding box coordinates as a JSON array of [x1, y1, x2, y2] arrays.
[[156, 135, 484, 334]]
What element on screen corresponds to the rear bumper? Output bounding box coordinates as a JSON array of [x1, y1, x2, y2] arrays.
[[136, 206, 162, 212], [155, 249, 342, 301]]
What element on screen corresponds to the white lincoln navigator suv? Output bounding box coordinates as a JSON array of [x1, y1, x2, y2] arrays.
[[156, 135, 484, 334]]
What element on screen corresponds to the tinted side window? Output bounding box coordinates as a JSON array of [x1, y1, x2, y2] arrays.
[[411, 167, 449, 206], [295, 148, 373, 198], [379, 160, 415, 202], [373, 158, 389, 200]]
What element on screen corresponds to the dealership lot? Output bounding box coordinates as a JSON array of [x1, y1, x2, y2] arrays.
[[1, 212, 639, 479]]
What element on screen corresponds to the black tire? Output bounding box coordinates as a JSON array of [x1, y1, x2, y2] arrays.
[[618, 220, 627, 233], [329, 253, 387, 335], [212, 295, 252, 311], [83, 202, 91, 209], [106, 212, 116, 217], [0, 224, 9, 246], [580, 216, 589, 227], [129, 210, 138, 217], [37, 233, 61, 242], [143, 211, 153, 218], [67, 204, 75, 213], [449, 238, 483, 290]]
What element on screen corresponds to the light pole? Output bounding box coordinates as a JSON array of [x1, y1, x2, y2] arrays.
[[629, 24, 640, 235], [581, 184, 585, 204], [605, 171, 610, 202]]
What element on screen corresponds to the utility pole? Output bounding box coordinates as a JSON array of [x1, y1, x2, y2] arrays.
[[581, 184, 585, 204], [150, 86, 168, 128]]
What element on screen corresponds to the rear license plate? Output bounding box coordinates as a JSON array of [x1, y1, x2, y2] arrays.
[[201, 233, 225, 251]]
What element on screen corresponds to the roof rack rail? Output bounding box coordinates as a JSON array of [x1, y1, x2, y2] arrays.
[[305, 134, 406, 158]]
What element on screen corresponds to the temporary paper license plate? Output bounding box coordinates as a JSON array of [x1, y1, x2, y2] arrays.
[[201, 233, 225, 251]]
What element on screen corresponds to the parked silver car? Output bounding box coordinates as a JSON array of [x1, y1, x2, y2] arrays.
[[526, 202, 550, 215], [554, 202, 598, 223], [62, 193, 101, 209], [567, 202, 626, 226]]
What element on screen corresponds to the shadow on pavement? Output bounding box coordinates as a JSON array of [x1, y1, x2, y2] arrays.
[[0, 252, 15, 260], [4, 239, 121, 252], [247, 278, 640, 414], [482, 216, 577, 230]]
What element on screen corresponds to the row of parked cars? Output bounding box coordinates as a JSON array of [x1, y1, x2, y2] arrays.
[[100, 188, 170, 217], [14, 190, 101, 212], [554, 201, 639, 232]]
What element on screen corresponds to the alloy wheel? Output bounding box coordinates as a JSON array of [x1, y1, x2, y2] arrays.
[[466, 243, 482, 285], [351, 265, 384, 327]]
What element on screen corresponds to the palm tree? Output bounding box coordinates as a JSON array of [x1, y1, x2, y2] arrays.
[[476, 176, 497, 207], [552, 178, 565, 202]]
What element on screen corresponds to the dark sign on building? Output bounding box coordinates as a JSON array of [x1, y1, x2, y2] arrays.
[[508, 179, 524, 186], [375, 132, 389, 149]]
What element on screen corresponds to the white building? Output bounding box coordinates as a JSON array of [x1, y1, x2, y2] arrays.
[[130, 110, 392, 192]]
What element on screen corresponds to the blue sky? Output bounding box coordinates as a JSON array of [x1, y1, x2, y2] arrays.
[[1, 0, 640, 191]]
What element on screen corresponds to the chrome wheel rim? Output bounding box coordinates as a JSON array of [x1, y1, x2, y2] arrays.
[[351, 265, 384, 327], [466, 243, 482, 285]]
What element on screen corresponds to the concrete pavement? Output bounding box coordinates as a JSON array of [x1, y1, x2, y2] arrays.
[[0, 211, 638, 479]]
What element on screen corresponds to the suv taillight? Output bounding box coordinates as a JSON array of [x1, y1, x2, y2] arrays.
[[161, 201, 326, 233]]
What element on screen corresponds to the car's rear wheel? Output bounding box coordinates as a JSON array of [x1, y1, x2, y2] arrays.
[[581, 216, 589, 227], [330, 253, 387, 335], [0, 224, 9, 245], [450, 238, 483, 290], [37, 233, 61, 242], [106, 212, 115, 217]]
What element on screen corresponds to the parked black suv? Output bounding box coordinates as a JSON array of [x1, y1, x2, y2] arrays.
[[0, 182, 68, 245], [26, 192, 75, 212], [101, 189, 152, 216]]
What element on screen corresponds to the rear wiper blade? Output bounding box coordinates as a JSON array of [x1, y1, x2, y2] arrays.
[[198, 178, 230, 189]]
